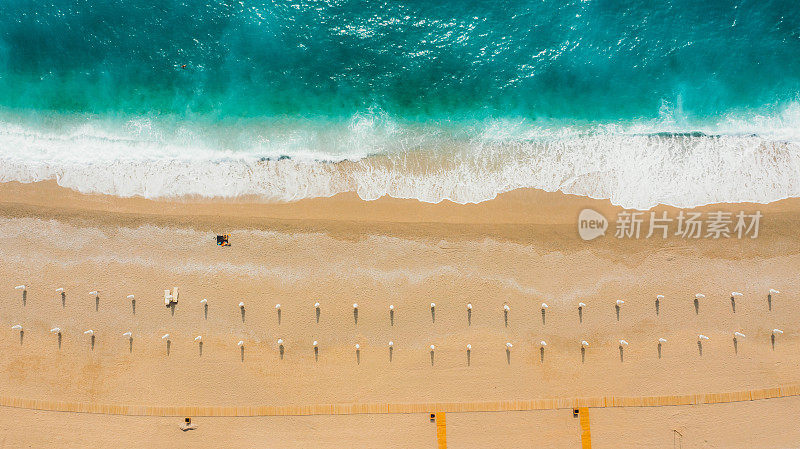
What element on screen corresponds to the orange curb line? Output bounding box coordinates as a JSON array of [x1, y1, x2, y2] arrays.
[[0, 384, 797, 417]]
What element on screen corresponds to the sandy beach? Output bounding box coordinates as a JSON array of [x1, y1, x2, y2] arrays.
[[3, 0, 799, 445], [0, 180, 798, 446]]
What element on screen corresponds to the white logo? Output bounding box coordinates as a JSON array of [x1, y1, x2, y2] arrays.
[[578, 209, 608, 241]]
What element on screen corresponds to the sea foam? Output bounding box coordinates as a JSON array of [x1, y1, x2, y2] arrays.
[[1, 105, 800, 210]]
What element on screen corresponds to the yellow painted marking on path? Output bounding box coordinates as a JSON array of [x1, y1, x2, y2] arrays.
[[435, 412, 447, 449], [579, 407, 591, 449], [0, 384, 798, 417]]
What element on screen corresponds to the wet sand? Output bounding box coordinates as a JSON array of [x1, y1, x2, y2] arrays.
[[0, 180, 798, 447]]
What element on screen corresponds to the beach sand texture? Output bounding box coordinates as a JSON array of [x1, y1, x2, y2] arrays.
[[0, 181, 799, 447]]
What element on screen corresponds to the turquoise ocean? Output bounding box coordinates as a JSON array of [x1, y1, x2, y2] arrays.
[[0, 0, 799, 208]]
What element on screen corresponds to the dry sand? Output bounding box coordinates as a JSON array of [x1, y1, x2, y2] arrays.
[[5, 396, 800, 448], [0, 180, 798, 447]]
